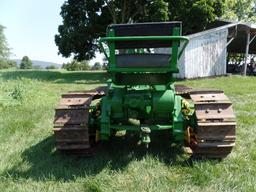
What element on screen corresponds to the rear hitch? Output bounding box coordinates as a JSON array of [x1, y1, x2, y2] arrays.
[[138, 126, 151, 148]]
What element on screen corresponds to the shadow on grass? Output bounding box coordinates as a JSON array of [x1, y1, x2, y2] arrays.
[[0, 70, 108, 84], [2, 132, 195, 182]]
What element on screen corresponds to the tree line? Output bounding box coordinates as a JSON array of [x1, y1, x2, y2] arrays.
[[2, 53, 105, 71], [62, 60, 106, 71], [0, 23, 104, 71]]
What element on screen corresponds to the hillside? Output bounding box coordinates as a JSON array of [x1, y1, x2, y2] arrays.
[[14, 59, 62, 69]]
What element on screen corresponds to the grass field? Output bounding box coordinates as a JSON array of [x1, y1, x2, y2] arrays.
[[0, 70, 255, 192]]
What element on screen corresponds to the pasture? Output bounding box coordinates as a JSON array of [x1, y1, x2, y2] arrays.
[[0, 70, 255, 192]]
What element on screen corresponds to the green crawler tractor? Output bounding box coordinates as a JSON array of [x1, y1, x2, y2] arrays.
[[53, 22, 236, 158]]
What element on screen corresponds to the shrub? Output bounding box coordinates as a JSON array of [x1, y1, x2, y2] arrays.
[[10, 84, 24, 101], [46, 65, 58, 69], [62, 60, 90, 71], [0, 59, 16, 69]]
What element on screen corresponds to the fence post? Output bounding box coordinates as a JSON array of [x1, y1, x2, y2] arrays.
[[243, 31, 250, 76]]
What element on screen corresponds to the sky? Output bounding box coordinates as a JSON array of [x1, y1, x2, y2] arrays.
[[0, 0, 102, 64]]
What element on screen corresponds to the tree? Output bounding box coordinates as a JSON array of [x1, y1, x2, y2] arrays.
[[20, 56, 33, 69], [0, 24, 10, 59], [55, 0, 169, 61], [55, 0, 225, 60], [222, 0, 256, 22], [168, 0, 225, 34], [0, 24, 15, 69]]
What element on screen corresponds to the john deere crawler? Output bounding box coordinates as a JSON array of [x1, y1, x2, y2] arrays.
[[53, 22, 236, 158]]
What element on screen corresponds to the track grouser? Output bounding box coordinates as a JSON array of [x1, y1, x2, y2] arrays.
[[53, 22, 236, 158]]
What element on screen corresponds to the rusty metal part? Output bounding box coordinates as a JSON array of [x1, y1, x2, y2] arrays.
[[175, 84, 192, 96], [53, 87, 106, 156], [188, 90, 236, 159]]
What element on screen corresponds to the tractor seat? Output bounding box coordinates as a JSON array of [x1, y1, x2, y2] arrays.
[[116, 53, 171, 68]]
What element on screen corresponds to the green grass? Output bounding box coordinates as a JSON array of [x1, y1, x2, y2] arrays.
[[0, 70, 255, 192]]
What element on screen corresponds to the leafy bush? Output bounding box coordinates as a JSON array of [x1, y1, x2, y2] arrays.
[[62, 60, 90, 71], [10, 84, 24, 101], [0, 59, 16, 69], [46, 65, 58, 69]]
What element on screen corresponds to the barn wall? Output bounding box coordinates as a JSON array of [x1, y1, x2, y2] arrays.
[[182, 28, 228, 79], [155, 27, 228, 79]]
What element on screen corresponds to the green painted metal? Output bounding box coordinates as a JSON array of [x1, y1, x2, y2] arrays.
[[170, 27, 180, 72], [99, 35, 189, 73], [111, 125, 173, 131], [107, 29, 116, 71], [96, 22, 192, 146]]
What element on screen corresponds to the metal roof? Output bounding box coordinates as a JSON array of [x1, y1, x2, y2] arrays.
[[210, 20, 256, 54], [190, 20, 256, 54], [227, 23, 256, 54]]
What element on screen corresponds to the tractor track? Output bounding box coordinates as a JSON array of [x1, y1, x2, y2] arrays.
[[53, 87, 105, 156], [53, 85, 236, 159], [176, 85, 236, 159]]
